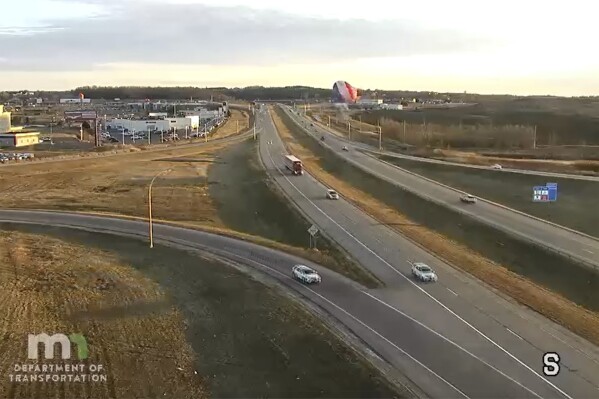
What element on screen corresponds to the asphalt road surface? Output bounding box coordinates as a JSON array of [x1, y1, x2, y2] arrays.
[[280, 106, 599, 270], [256, 106, 599, 398]]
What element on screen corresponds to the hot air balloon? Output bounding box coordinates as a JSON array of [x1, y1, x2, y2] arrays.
[[332, 81, 359, 104]]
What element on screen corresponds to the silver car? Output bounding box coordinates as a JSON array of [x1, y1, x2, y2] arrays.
[[292, 265, 322, 284], [411, 262, 438, 282]]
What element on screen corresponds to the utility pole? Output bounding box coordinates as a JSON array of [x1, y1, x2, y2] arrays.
[[378, 126, 382, 150], [253, 123, 256, 140], [403, 120, 406, 143], [122, 127, 125, 145], [327, 115, 331, 127], [148, 128, 151, 145], [359, 115, 362, 133], [236, 120, 239, 134], [348, 122, 351, 141], [533, 125, 537, 149], [148, 169, 172, 248]]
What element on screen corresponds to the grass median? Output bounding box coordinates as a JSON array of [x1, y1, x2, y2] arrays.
[[0, 227, 405, 399], [271, 105, 599, 346]]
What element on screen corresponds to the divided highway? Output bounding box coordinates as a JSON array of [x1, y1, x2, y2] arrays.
[[257, 106, 599, 398], [281, 106, 599, 269]]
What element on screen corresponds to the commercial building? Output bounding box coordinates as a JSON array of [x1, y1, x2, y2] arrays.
[[106, 116, 200, 132], [380, 103, 403, 110], [357, 98, 383, 106], [60, 98, 91, 104], [0, 105, 11, 132], [0, 132, 40, 147]]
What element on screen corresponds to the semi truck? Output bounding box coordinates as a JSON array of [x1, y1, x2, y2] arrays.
[[284, 154, 304, 175]]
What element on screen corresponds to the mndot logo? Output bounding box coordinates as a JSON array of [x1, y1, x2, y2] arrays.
[[28, 333, 89, 360]]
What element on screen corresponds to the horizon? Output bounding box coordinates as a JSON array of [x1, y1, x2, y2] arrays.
[[1, 0, 598, 96]]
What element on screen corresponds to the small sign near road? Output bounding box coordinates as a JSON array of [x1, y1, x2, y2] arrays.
[[307, 224, 319, 236]]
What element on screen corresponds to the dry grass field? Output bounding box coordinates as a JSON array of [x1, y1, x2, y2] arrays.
[[271, 106, 599, 347], [211, 109, 250, 139], [0, 229, 402, 398], [0, 231, 206, 399], [0, 135, 376, 286]]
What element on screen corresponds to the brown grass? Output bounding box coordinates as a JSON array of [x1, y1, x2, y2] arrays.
[[211, 109, 250, 139], [0, 231, 206, 399], [270, 106, 599, 346], [0, 136, 373, 286]]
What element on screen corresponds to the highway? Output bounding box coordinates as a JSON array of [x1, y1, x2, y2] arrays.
[[2, 208, 598, 398], [363, 149, 599, 182], [280, 106, 599, 269], [256, 106, 599, 398]]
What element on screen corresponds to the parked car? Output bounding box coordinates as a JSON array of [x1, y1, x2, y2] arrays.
[[41, 136, 52, 142], [411, 262, 438, 282], [342, 146, 348, 151], [292, 265, 322, 284], [460, 194, 477, 204], [326, 189, 339, 200]]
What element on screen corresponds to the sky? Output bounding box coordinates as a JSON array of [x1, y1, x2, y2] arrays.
[[0, 0, 597, 95]]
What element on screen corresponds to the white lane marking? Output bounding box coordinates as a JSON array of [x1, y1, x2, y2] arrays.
[[262, 111, 574, 399], [212, 238, 469, 398], [447, 288, 458, 296], [362, 291, 541, 398], [256, 268, 468, 398], [507, 328, 524, 341], [583, 249, 594, 254]]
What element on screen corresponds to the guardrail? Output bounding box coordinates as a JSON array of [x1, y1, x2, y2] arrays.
[[280, 106, 599, 272]]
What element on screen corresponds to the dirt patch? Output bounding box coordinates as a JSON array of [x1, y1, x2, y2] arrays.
[[0, 225, 406, 399], [271, 106, 599, 346]]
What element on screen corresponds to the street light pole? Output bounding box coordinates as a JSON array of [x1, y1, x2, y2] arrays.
[[253, 123, 256, 140], [122, 127, 125, 145], [348, 122, 351, 141], [148, 169, 171, 248], [377, 126, 382, 150]]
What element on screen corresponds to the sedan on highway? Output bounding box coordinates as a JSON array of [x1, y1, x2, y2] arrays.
[[326, 189, 339, 200], [491, 164, 503, 170], [411, 262, 438, 282], [342, 145, 349, 151], [460, 194, 477, 204], [292, 265, 322, 284]]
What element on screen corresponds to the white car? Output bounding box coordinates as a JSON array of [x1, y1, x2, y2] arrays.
[[412, 262, 438, 282], [292, 265, 322, 284], [326, 189, 339, 200], [491, 164, 503, 170], [460, 194, 477, 204], [342, 146, 349, 151]]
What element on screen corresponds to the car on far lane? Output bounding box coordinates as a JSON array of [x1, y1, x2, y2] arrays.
[[412, 262, 438, 282], [342, 145, 348, 151], [326, 189, 339, 200], [292, 265, 322, 284], [460, 194, 477, 204], [491, 164, 503, 170]]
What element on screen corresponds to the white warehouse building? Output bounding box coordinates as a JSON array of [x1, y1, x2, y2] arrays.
[[106, 116, 200, 132]]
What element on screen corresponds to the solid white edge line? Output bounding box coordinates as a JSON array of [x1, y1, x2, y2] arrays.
[[266, 107, 574, 399], [244, 250, 470, 398], [507, 328, 524, 341], [361, 291, 542, 399], [260, 112, 469, 397]]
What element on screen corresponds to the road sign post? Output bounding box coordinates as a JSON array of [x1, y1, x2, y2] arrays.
[[308, 224, 319, 249]]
